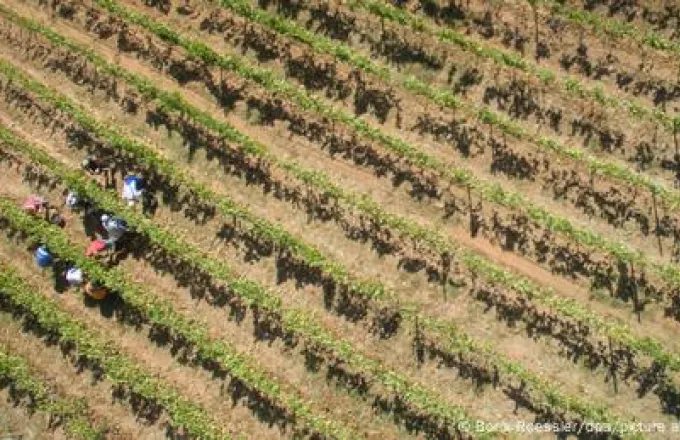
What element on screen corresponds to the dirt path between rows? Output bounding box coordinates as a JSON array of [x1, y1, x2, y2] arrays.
[[0, 132, 414, 439], [0, 190, 282, 439], [0, 254, 168, 439], [1, 1, 678, 423], [0, 55, 671, 428]]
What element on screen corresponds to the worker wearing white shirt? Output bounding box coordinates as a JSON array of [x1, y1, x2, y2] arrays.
[[65, 266, 84, 286], [122, 175, 145, 207], [100, 214, 128, 242]]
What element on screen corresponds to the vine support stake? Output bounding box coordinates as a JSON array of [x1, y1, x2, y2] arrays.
[[220, 67, 225, 115], [528, 0, 539, 62], [414, 315, 425, 365], [466, 183, 472, 212], [631, 262, 641, 324], [607, 336, 618, 394], [441, 251, 451, 301], [651, 190, 663, 257]]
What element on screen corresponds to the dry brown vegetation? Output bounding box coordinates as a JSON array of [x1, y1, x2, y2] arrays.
[[0, 0, 679, 439]]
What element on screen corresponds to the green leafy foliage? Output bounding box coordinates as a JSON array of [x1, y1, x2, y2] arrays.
[[0, 53, 651, 436], [0, 265, 228, 439], [0, 191, 362, 436], [0, 348, 104, 439], [83, 0, 680, 271], [349, 0, 680, 133], [0, 126, 479, 437], [3, 3, 680, 382], [1, 4, 678, 431]]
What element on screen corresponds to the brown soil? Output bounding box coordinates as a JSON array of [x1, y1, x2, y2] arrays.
[[123, 0, 678, 251], [8, 0, 673, 343], [1, 11, 676, 411], [0, 31, 668, 432], [1, 0, 680, 436], [0, 121, 415, 438], [0, 310, 164, 440], [71, 0, 680, 331], [388, 0, 680, 109], [8, 23, 671, 357], [0, 389, 67, 440], [248, 0, 679, 188], [15, 0, 680, 341], [0, 88, 536, 436], [560, 0, 680, 43]]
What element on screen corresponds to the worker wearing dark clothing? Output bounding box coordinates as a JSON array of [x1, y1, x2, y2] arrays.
[[82, 156, 107, 174]]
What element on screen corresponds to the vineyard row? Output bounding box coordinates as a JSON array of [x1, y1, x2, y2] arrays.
[[61, 0, 680, 300], [0, 124, 504, 437], [0, 88, 628, 432], [0, 346, 103, 439], [0, 263, 230, 439], [346, 0, 679, 131], [2, 13, 679, 378], [97, 0, 680, 250], [215, 0, 679, 204]]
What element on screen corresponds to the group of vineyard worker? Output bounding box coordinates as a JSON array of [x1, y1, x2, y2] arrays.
[[29, 155, 147, 300]]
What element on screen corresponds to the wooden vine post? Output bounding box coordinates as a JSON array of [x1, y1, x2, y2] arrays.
[[674, 119, 679, 158], [441, 251, 451, 301], [631, 262, 641, 323], [414, 315, 424, 364], [466, 183, 473, 237], [607, 335, 618, 393], [527, 0, 539, 62], [219, 64, 226, 115], [243, 18, 249, 58], [589, 166, 595, 191], [651, 189, 663, 256]]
